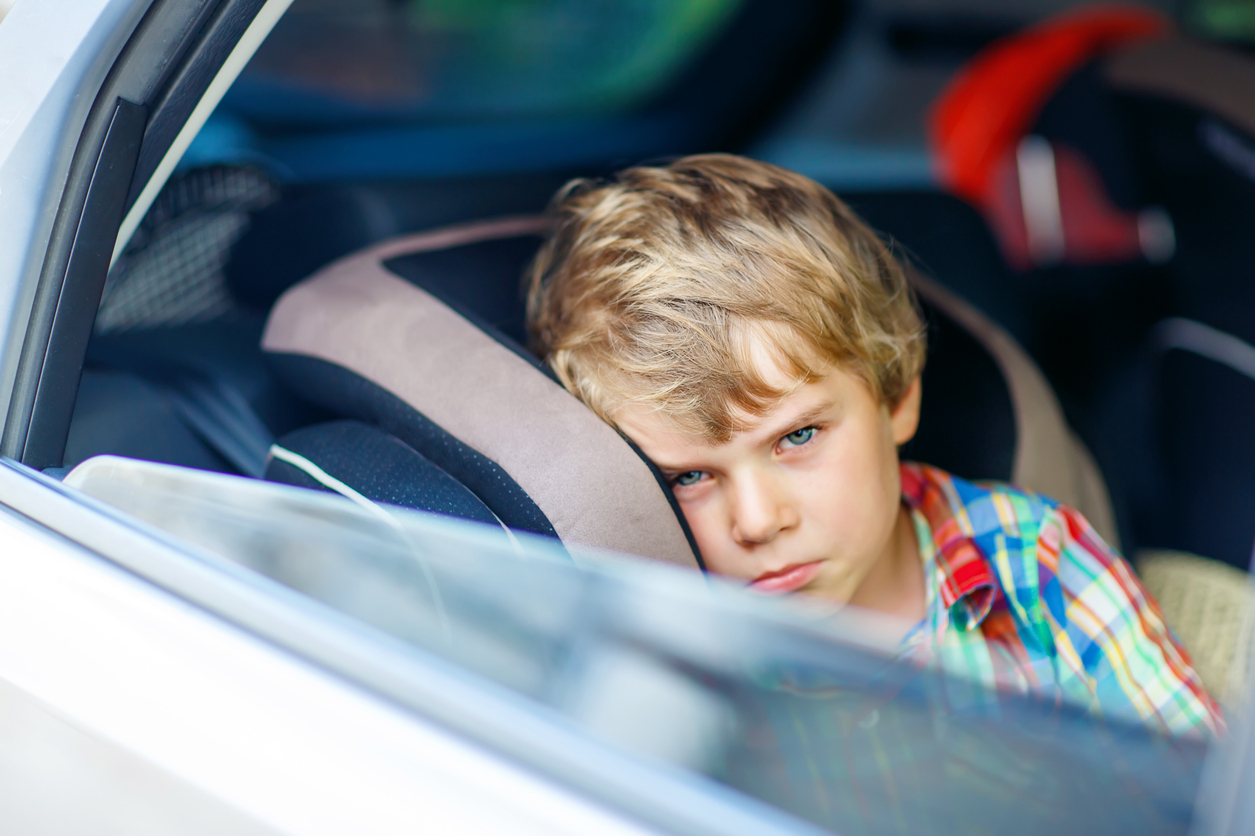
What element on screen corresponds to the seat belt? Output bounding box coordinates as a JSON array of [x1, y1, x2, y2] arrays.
[[157, 373, 275, 478]]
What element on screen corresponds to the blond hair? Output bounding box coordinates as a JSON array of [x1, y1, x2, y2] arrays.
[[526, 154, 925, 442]]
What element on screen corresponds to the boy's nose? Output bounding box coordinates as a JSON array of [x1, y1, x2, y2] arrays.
[[730, 473, 798, 546]]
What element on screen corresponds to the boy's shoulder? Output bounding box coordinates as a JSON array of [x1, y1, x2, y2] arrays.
[[905, 462, 1223, 737], [902, 461, 1060, 547], [903, 460, 1127, 609]]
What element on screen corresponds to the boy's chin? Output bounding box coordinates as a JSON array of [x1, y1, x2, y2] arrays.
[[788, 594, 919, 651]]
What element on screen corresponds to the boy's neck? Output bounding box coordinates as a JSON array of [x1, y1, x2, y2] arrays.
[[845, 502, 926, 625]]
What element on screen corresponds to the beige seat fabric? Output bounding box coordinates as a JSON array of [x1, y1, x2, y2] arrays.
[[1138, 550, 1255, 706]]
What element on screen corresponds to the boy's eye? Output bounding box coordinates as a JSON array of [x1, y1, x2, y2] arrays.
[[673, 470, 706, 487], [781, 426, 817, 448]]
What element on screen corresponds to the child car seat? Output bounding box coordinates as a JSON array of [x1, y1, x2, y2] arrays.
[[262, 217, 702, 568], [260, 216, 1119, 563]]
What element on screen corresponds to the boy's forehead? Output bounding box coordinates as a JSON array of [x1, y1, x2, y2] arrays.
[[740, 326, 807, 389], [614, 336, 803, 440], [614, 403, 706, 452], [614, 371, 850, 459], [609, 321, 846, 454]]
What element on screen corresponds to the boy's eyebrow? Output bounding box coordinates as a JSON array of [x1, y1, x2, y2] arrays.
[[753, 399, 837, 444], [650, 399, 839, 473]]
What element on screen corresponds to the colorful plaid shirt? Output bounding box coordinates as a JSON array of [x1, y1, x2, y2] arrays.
[[898, 462, 1223, 738]]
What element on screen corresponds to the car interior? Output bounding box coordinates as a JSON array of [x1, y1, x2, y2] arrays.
[[48, 0, 1255, 709]]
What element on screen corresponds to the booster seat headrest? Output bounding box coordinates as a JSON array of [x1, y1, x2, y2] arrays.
[[261, 217, 702, 568]]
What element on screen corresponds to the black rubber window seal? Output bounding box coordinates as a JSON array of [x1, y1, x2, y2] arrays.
[[2, 0, 268, 468]]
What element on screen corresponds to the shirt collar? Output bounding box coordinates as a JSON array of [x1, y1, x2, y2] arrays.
[[900, 462, 998, 632]]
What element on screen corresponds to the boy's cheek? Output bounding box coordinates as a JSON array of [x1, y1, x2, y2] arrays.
[[679, 509, 741, 577], [681, 508, 722, 555]]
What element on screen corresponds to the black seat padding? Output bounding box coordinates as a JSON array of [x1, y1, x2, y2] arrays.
[[1093, 321, 1255, 570], [384, 235, 544, 350], [904, 301, 1016, 483], [265, 420, 504, 528], [66, 370, 233, 473], [1156, 347, 1255, 569]]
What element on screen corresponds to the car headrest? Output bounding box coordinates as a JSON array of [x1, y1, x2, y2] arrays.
[[261, 217, 702, 569], [1103, 37, 1255, 346], [1103, 37, 1255, 141]]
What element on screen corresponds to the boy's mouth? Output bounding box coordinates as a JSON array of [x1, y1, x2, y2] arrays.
[[748, 561, 824, 595]]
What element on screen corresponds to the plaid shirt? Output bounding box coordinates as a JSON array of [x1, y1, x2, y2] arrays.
[[899, 462, 1222, 738]]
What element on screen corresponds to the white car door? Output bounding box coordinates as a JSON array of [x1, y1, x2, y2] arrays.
[[0, 453, 726, 834]]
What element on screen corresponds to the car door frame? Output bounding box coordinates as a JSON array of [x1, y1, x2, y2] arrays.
[[0, 0, 280, 469]]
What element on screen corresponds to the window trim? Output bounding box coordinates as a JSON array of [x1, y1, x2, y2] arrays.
[[0, 0, 289, 468]]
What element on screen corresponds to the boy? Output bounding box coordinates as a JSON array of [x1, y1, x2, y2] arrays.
[[526, 153, 1221, 737]]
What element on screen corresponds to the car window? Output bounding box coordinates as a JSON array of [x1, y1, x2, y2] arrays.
[[228, 0, 748, 126], [1187, 0, 1255, 43], [66, 456, 1210, 836]]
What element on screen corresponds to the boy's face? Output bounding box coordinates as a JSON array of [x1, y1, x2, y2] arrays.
[[616, 355, 922, 607]]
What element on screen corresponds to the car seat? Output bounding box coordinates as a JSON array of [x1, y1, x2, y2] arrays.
[[259, 215, 1118, 566], [261, 216, 702, 568]]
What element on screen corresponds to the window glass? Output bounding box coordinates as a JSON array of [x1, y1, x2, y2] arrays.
[[66, 458, 1210, 836], [1188, 0, 1255, 43], [229, 0, 748, 125]]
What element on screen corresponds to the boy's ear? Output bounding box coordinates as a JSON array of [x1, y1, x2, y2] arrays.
[[890, 376, 922, 446]]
